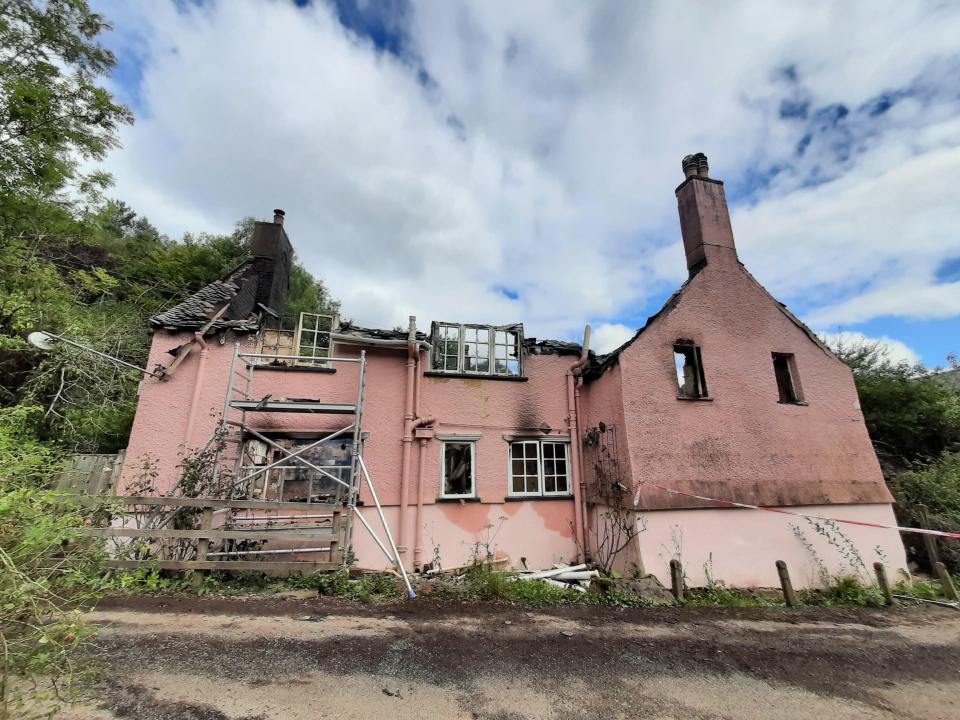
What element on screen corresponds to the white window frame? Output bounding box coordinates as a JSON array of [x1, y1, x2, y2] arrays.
[[439, 440, 476, 499], [431, 322, 523, 377], [507, 439, 572, 498], [295, 311, 337, 364]]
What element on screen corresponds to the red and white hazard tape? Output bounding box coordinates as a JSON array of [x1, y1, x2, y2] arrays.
[[634, 481, 960, 539]]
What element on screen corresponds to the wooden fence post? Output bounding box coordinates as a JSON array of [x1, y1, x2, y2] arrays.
[[935, 562, 959, 602], [669, 559, 684, 602], [873, 562, 895, 606], [917, 504, 940, 570], [776, 560, 797, 607], [192, 506, 214, 586]]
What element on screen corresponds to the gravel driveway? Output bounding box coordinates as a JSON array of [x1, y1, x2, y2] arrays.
[[58, 594, 960, 720]]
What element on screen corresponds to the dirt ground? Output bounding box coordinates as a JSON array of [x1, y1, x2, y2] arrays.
[[56, 593, 960, 720]]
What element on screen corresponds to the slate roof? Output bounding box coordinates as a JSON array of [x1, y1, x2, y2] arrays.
[[150, 275, 260, 332]]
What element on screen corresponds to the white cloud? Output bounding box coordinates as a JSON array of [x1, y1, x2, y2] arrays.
[[93, 0, 960, 344], [818, 331, 921, 366], [591, 323, 634, 354]]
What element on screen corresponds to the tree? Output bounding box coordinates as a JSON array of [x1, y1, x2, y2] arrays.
[[0, 0, 132, 195], [825, 335, 960, 467]]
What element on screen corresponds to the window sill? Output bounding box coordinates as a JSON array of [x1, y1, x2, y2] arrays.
[[424, 371, 528, 382], [504, 495, 573, 502], [255, 364, 336, 374], [778, 400, 808, 406], [435, 496, 481, 503], [676, 395, 713, 401]]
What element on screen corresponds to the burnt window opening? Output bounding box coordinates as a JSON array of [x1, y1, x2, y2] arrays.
[[508, 440, 571, 497], [674, 342, 707, 399], [431, 322, 522, 377], [772, 352, 803, 404], [441, 442, 475, 497], [257, 312, 337, 366], [240, 434, 353, 503]]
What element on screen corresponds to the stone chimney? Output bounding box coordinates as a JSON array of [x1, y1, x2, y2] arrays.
[[249, 210, 293, 316], [675, 153, 737, 273]]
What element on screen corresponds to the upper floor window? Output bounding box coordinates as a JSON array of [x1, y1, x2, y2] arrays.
[[508, 440, 570, 497], [431, 322, 522, 377], [772, 352, 804, 404], [674, 341, 708, 399], [257, 312, 337, 366]]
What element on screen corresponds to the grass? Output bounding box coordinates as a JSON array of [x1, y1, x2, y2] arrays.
[[97, 567, 956, 610], [682, 585, 781, 608]]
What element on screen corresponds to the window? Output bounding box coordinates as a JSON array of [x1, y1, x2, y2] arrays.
[[256, 312, 337, 367], [296, 312, 336, 364], [674, 341, 708, 398], [772, 353, 803, 404], [240, 435, 353, 502], [508, 440, 571, 497], [441, 442, 475, 497], [431, 322, 522, 377]]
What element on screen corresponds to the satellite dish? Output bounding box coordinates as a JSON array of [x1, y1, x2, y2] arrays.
[[27, 331, 60, 350]]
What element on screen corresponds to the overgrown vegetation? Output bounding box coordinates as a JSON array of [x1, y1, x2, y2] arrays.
[[825, 336, 960, 572], [0, 1, 338, 715]]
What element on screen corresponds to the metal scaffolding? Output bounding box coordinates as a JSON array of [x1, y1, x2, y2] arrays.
[[213, 343, 415, 597]]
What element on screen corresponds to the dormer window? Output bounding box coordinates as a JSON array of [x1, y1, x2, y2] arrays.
[[431, 322, 522, 377]]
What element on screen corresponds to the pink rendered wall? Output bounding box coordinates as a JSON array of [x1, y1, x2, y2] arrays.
[[640, 503, 907, 589], [615, 252, 893, 511], [121, 332, 581, 569], [120, 331, 256, 494]]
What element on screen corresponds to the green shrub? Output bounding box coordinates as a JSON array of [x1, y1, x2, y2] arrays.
[[0, 490, 109, 718], [799, 576, 885, 608], [890, 450, 960, 573]]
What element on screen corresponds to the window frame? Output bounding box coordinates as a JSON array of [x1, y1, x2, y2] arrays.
[[430, 322, 523, 377], [507, 439, 572, 498], [439, 440, 477, 499], [673, 341, 708, 399]]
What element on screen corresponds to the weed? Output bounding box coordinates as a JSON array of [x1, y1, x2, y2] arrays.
[[893, 576, 952, 601], [682, 585, 780, 608], [799, 576, 885, 608]]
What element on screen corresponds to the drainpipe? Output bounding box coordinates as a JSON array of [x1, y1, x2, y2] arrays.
[[566, 325, 591, 563], [397, 316, 418, 564], [183, 330, 209, 446], [414, 437, 428, 567]]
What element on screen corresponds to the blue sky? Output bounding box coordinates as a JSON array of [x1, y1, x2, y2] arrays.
[[92, 0, 960, 366]]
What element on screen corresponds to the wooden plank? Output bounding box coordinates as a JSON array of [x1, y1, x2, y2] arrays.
[[86, 527, 336, 541], [80, 495, 341, 511], [106, 559, 340, 574]]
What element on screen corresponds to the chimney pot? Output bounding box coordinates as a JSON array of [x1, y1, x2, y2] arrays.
[[273, 208, 285, 226], [681, 152, 709, 179]]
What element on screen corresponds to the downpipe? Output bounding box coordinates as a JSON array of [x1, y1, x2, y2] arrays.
[[566, 325, 591, 563]]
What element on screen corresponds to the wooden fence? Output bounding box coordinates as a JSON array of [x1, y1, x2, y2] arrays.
[[55, 451, 125, 495], [86, 496, 343, 576]]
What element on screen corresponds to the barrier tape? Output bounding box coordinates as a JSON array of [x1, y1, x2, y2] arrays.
[[635, 481, 960, 539]]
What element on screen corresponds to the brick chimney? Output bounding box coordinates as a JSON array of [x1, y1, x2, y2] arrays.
[[249, 209, 293, 316], [675, 153, 737, 273]]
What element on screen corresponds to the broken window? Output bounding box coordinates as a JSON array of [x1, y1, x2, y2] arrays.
[[431, 323, 522, 377], [441, 442, 475, 497], [256, 312, 337, 367], [436, 323, 462, 371], [674, 342, 708, 398], [240, 435, 353, 503], [509, 440, 570, 497], [772, 353, 802, 404]]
